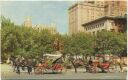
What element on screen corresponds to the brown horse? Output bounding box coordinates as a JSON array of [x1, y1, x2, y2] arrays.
[[85, 60, 111, 73], [35, 63, 45, 75]]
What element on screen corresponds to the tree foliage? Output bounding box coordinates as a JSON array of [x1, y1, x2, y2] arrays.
[[1, 17, 54, 60], [95, 30, 127, 56], [62, 33, 94, 57], [1, 17, 127, 61]]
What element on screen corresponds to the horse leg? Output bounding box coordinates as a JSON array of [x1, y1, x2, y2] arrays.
[[34, 67, 36, 73], [119, 63, 123, 72], [13, 65, 17, 72], [40, 68, 43, 75], [42, 68, 44, 75], [16, 66, 20, 74], [27, 67, 31, 75]]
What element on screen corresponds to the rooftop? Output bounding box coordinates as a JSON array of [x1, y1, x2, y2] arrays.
[[68, 1, 105, 10], [82, 15, 126, 26]]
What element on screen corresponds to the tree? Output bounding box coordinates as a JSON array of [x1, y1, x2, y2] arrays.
[[62, 32, 94, 73], [1, 16, 55, 60], [1, 16, 18, 61], [1, 16, 126, 68], [95, 30, 127, 57]]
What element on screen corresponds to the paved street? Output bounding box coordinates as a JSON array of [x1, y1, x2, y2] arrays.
[[1, 64, 127, 80]]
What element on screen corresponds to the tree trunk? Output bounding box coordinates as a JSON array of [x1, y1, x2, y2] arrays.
[[70, 60, 77, 73], [82, 54, 85, 61], [75, 54, 77, 59], [82, 54, 86, 64]]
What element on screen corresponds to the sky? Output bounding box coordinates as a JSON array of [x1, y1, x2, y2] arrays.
[[0, 1, 76, 34]]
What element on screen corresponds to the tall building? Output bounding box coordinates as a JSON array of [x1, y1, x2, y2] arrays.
[[68, 1, 105, 34], [23, 17, 32, 27], [82, 1, 127, 34], [23, 18, 57, 34], [68, 1, 127, 34], [33, 23, 57, 34], [105, 1, 127, 17]]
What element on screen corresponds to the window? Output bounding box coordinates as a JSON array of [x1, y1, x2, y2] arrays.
[[98, 24, 100, 28], [92, 25, 93, 29], [115, 22, 118, 26], [96, 25, 97, 28], [93, 31, 95, 34], [91, 26, 93, 29], [102, 29, 105, 31], [98, 24, 100, 27], [87, 27, 88, 30], [86, 27, 88, 30], [90, 27, 91, 30], [94, 25, 96, 28], [89, 27, 91, 30], [88, 1, 95, 4], [93, 26, 94, 29], [96, 25, 98, 28], [118, 29, 123, 32], [100, 24, 102, 27], [110, 29, 115, 32], [102, 23, 104, 26], [100, 23, 102, 27]]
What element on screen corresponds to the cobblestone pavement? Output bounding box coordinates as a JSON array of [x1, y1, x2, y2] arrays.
[[1, 64, 127, 80]]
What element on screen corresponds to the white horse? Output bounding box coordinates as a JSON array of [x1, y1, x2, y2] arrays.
[[112, 57, 127, 72]]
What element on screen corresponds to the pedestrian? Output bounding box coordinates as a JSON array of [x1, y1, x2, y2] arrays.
[[27, 59, 33, 75], [10, 55, 16, 71], [15, 58, 21, 75], [21, 59, 26, 71], [32, 59, 37, 72], [88, 57, 93, 66]]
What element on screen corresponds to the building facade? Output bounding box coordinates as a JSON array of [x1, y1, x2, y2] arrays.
[[68, 1, 127, 34], [23, 17, 32, 27], [33, 24, 57, 34], [82, 16, 127, 34], [105, 1, 127, 17], [23, 18, 57, 34]]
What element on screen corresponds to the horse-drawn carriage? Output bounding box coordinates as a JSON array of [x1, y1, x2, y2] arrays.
[[85, 60, 111, 73], [35, 62, 63, 74], [85, 54, 111, 73], [35, 53, 63, 74]]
